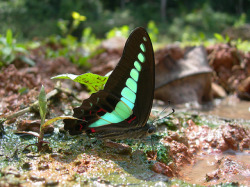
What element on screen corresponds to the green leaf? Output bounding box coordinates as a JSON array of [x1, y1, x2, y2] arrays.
[[106, 25, 129, 39], [41, 116, 77, 130], [51, 73, 109, 93], [14, 46, 27, 53], [5, 54, 15, 64], [2, 47, 12, 56], [38, 85, 47, 125], [20, 56, 36, 66], [6, 29, 13, 45], [51, 73, 78, 80], [214, 33, 224, 42], [18, 87, 28, 95]]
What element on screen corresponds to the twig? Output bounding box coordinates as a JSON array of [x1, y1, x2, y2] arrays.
[[54, 85, 82, 102], [2, 89, 59, 121], [1, 81, 82, 121]]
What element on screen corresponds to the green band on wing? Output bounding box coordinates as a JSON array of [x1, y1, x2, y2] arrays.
[[89, 118, 110, 127], [90, 99, 133, 127], [98, 111, 123, 124], [121, 97, 134, 110], [134, 61, 141, 71], [121, 87, 136, 103], [126, 78, 137, 93], [140, 43, 146, 52], [114, 101, 132, 119], [138, 53, 145, 63], [143, 37, 147, 41], [130, 69, 139, 82]]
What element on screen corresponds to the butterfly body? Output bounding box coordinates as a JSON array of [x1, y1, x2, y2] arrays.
[[64, 27, 155, 140]]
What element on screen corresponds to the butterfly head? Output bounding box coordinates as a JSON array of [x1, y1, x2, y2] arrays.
[[146, 123, 156, 135], [128, 123, 156, 139]]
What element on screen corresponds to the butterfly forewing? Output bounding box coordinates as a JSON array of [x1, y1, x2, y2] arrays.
[[104, 27, 155, 127]]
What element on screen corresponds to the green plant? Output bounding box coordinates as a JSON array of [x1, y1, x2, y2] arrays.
[[18, 85, 76, 152], [234, 13, 246, 28], [214, 33, 230, 43], [58, 11, 86, 37], [0, 29, 34, 68], [106, 25, 130, 39], [81, 27, 102, 56], [168, 3, 235, 41], [147, 21, 158, 43], [44, 34, 92, 67], [156, 144, 171, 164], [235, 39, 250, 52], [47, 14, 100, 68]]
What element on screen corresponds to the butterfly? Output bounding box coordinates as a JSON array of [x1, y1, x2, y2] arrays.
[[64, 27, 155, 140]]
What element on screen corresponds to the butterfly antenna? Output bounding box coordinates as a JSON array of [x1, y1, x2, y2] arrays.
[[152, 101, 174, 124], [154, 108, 175, 124]]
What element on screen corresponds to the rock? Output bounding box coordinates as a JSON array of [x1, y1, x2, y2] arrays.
[[74, 161, 82, 166], [101, 36, 126, 52], [77, 166, 86, 174], [154, 46, 213, 105], [1, 167, 20, 177], [221, 124, 250, 151], [30, 174, 45, 181], [168, 140, 193, 167], [45, 180, 59, 186], [206, 170, 220, 182], [223, 24, 250, 40], [185, 121, 250, 153], [90, 37, 126, 76], [151, 162, 174, 177], [207, 44, 248, 94], [237, 76, 250, 100], [239, 137, 250, 151], [38, 162, 49, 170], [22, 162, 31, 170], [154, 44, 184, 63], [212, 82, 227, 98], [103, 141, 132, 155]]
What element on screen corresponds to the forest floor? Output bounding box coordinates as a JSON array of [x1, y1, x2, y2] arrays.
[[0, 41, 249, 186]]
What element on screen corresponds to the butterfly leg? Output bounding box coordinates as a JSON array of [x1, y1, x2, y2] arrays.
[[136, 139, 143, 151], [150, 135, 157, 160]]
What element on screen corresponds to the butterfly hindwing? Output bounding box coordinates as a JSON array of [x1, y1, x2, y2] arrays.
[[64, 27, 155, 139]]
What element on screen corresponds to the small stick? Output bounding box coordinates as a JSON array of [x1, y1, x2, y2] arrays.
[[2, 89, 59, 121], [54, 86, 82, 102], [1, 81, 82, 121]]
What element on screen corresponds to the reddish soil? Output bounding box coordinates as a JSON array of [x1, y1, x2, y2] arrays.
[[0, 41, 249, 186], [152, 120, 250, 185]]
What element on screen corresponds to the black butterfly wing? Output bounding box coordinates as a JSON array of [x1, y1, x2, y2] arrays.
[[64, 27, 155, 138], [104, 27, 155, 127]]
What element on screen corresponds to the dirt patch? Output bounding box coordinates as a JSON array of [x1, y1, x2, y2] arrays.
[[154, 120, 250, 185], [207, 44, 250, 98]]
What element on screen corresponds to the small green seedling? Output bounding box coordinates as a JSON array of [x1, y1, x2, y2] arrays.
[[19, 85, 77, 152]]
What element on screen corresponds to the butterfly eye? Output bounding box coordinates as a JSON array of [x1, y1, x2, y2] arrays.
[[147, 126, 156, 134]]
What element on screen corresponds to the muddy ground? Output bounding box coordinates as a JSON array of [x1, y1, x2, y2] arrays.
[[0, 41, 249, 186]]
